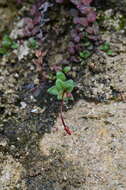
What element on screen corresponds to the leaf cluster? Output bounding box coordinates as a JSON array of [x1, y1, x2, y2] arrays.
[[80, 50, 91, 59], [48, 69, 75, 100], [55, 0, 102, 63], [99, 42, 113, 55], [27, 37, 38, 49], [0, 35, 19, 55]]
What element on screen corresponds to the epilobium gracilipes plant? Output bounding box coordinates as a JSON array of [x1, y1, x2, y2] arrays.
[[99, 42, 113, 55], [0, 35, 19, 55], [48, 68, 75, 135]]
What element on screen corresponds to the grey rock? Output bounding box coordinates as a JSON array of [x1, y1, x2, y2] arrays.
[[0, 0, 7, 6]]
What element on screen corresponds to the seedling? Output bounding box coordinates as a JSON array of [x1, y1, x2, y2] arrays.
[[80, 50, 91, 59], [63, 66, 71, 73], [0, 34, 19, 55], [27, 37, 38, 49], [99, 42, 113, 55], [48, 70, 75, 135]]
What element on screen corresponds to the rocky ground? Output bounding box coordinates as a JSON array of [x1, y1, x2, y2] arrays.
[[0, 1, 126, 190]]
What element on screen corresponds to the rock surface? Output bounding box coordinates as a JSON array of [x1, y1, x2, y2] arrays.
[[108, 0, 126, 8], [78, 31, 126, 101], [39, 99, 126, 189], [0, 0, 7, 5], [0, 7, 16, 34], [1, 2, 126, 190], [0, 154, 26, 190], [96, 0, 126, 11]]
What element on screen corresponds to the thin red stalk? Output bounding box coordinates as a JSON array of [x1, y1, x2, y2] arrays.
[[60, 91, 72, 135]]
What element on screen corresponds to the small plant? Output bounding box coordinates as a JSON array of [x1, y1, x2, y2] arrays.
[[27, 37, 38, 49], [99, 42, 113, 55], [48, 69, 75, 135], [55, 0, 102, 63], [80, 50, 91, 59], [0, 34, 19, 55]]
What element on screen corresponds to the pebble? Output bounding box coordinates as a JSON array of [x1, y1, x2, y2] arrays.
[[20, 102, 27, 109]]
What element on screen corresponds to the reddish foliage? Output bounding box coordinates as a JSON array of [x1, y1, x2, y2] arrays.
[[87, 11, 96, 23], [81, 0, 93, 5], [55, 0, 102, 60], [33, 50, 47, 71]]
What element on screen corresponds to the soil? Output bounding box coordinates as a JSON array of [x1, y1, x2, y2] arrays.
[[0, 1, 126, 190]]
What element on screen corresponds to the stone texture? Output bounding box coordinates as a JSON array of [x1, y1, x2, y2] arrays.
[[96, 0, 126, 11], [108, 0, 126, 8], [40, 100, 126, 189], [78, 32, 126, 101], [1, 2, 126, 190], [0, 0, 7, 5], [0, 154, 26, 190]]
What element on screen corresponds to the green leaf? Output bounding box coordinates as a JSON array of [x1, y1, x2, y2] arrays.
[[63, 66, 71, 73], [3, 34, 12, 42], [2, 40, 12, 49], [2, 35, 12, 48], [27, 38, 38, 49], [47, 86, 59, 96], [80, 50, 91, 59], [0, 48, 7, 55], [56, 71, 66, 81], [107, 50, 113, 55], [56, 79, 65, 91], [64, 80, 75, 92], [11, 42, 19, 49], [99, 42, 110, 51]]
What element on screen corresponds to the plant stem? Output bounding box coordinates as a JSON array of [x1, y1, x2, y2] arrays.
[[60, 91, 72, 135]]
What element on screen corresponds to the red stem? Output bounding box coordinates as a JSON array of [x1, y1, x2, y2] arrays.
[[60, 91, 72, 135]]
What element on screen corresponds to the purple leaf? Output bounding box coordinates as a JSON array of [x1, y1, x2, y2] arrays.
[[73, 35, 80, 43], [55, 0, 64, 3], [75, 44, 83, 51], [33, 16, 41, 25], [23, 17, 33, 26], [32, 26, 40, 36], [69, 56, 79, 62], [69, 8, 79, 17], [30, 5, 37, 16], [87, 11, 96, 23], [36, 31, 43, 39], [27, 22, 34, 30], [16, 0, 23, 4], [86, 26, 94, 34], [79, 17, 88, 26], [73, 17, 88, 27], [77, 5, 92, 14], [70, 29, 78, 39], [68, 42, 76, 55], [81, 0, 93, 5], [73, 17, 81, 24], [68, 47, 76, 55], [70, 0, 79, 6], [23, 28, 32, 37]]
